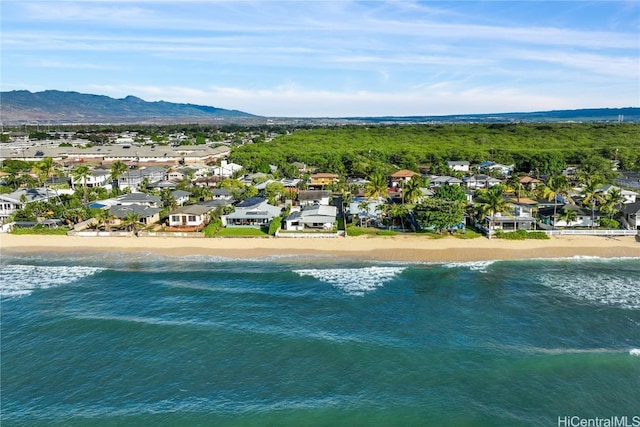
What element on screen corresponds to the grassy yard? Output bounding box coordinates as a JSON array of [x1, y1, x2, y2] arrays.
[[211, 227, 269, 237], [11, 226, 70, 235]]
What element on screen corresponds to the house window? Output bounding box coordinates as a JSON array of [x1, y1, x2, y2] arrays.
[[171, 216, 180, 222], [188, 215, 197, 222]]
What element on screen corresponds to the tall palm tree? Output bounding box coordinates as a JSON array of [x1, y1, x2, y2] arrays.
[[402, 175, 422, 205], [476, 187, 511, 237], [389, 203, 409, 231], [71, 165, 91, 204], [357, 200, 370, 226], [559, 208, 578, 227], [580, 177, 604, 228], [94, 208, 115, 232], [543, 175, 570, 228], [364, 173, 388, 200], [33, 157, 55, 187], [601, 188, 624, 220], [110, 160, 128, 195], [121, 212, 142, 234]]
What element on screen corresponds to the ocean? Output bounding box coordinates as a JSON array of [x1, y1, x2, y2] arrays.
[[1, 252, 639, 426]]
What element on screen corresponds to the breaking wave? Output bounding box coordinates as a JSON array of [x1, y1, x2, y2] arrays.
[[294, 266, 405, 296], [539, 272, 640, 310], [0, 264, 104, 299]]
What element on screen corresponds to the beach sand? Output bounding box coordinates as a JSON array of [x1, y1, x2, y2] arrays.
[[1, 233, 638, 262]]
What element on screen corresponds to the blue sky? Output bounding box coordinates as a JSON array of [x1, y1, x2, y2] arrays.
[[1, 1, 638, 117]]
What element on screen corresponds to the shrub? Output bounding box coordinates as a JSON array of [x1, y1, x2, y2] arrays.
[[268, 217, 282, 236], [495, 229, 549, 240], [599, 218, 619, 229]]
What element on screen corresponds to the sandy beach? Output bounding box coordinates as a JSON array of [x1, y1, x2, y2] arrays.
[[1, 233, 638, 262]]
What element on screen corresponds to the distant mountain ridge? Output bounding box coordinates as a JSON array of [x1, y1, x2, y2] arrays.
[[1, 89, 638, 124], [0, 90, 258, 124]]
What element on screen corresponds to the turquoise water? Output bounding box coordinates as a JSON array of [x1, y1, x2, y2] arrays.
[[1, 252, 639, 426]]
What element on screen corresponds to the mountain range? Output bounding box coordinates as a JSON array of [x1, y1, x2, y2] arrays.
[[1, 89, 638, 125], [0, 90, 257, 124]]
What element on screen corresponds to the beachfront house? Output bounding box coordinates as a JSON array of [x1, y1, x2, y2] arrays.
[[0, 188, 59, 223], [168, 205, 213, 230], [491, 198, 538, 231], [283, 205, 337, 231], [223, 197, 281, 228], [621, 202, 640, 229], [108, 204, 161, 227], [538, 204, 603, 228]]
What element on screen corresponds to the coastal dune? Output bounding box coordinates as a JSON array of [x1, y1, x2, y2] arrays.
[[1, 234, 637, 262]]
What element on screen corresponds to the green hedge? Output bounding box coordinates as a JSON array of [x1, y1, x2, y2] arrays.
[[495, 229, 549, 240]]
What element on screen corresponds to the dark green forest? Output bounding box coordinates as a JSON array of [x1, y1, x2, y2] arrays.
[[228, 123, 640, 177]]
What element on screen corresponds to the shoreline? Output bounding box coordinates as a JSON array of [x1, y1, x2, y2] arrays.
[[1, 234, 637, 262]]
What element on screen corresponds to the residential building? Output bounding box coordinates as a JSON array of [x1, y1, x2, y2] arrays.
[[447, 160, 470, 173], [0, 188, 58, 223], [308, 173, 339, 189], [168, 205, 213, 229], [283, 205, 337, 231], [223, 197, 281, 228]]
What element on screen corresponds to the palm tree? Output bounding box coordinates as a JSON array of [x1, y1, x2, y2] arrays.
[[601, 188, 624, 220], [71, 165, 91, 203], [543, 175, 570, 228], [402, 175, 422, 205], [357, 200, 370, 226], [580, 177, 604, 228], [110, 160, 127, 195], [476, 187, 511, 237], [33, 157, 55, 187], [507, 174, 524, 203], [364, 173, 388, 200], [94, 208, 115, 232], [121, 212, 142, 234], [559, 208, 578, 227], [389, 203, 409, 231]]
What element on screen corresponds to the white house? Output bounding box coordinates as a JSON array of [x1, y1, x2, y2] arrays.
[[298, 190, 332, 206], [464, 174, 502, 189], [0, 188, 58, 223], [597, 185, 638, 204], [447, 160, 470, 173], [223, 197, 281, 228], [70, 168, 111, 189], [211, 160, 243, 178], [284, 205, 337, 231], [168, 205, 212, 228], [477, 161, 514, 176]]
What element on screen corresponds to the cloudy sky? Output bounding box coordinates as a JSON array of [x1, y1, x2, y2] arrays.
[[1, 1, 638, 117]]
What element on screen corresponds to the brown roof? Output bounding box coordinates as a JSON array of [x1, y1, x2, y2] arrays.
[[519, 176, 542, 184], [390, 169, 419, 178], [311, 173, 339, 178]]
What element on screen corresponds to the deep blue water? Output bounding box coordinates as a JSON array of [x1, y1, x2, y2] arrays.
[[1, 252, 639, 426]]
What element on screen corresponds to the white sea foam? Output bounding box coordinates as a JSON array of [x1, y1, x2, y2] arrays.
[[630, 349, 640, 356], [443, 260, 496, 273], [294, 266, 405, 296], [539, 272, 640, 310], [0, 264, 104, 299]]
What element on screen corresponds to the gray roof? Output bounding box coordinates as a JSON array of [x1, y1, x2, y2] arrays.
[[0, 188, 58, 204], [116, 192, 161, 203], [170, 205, 212, 216], [171, 190, 191, 199], [109, 204, 160, 219]]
